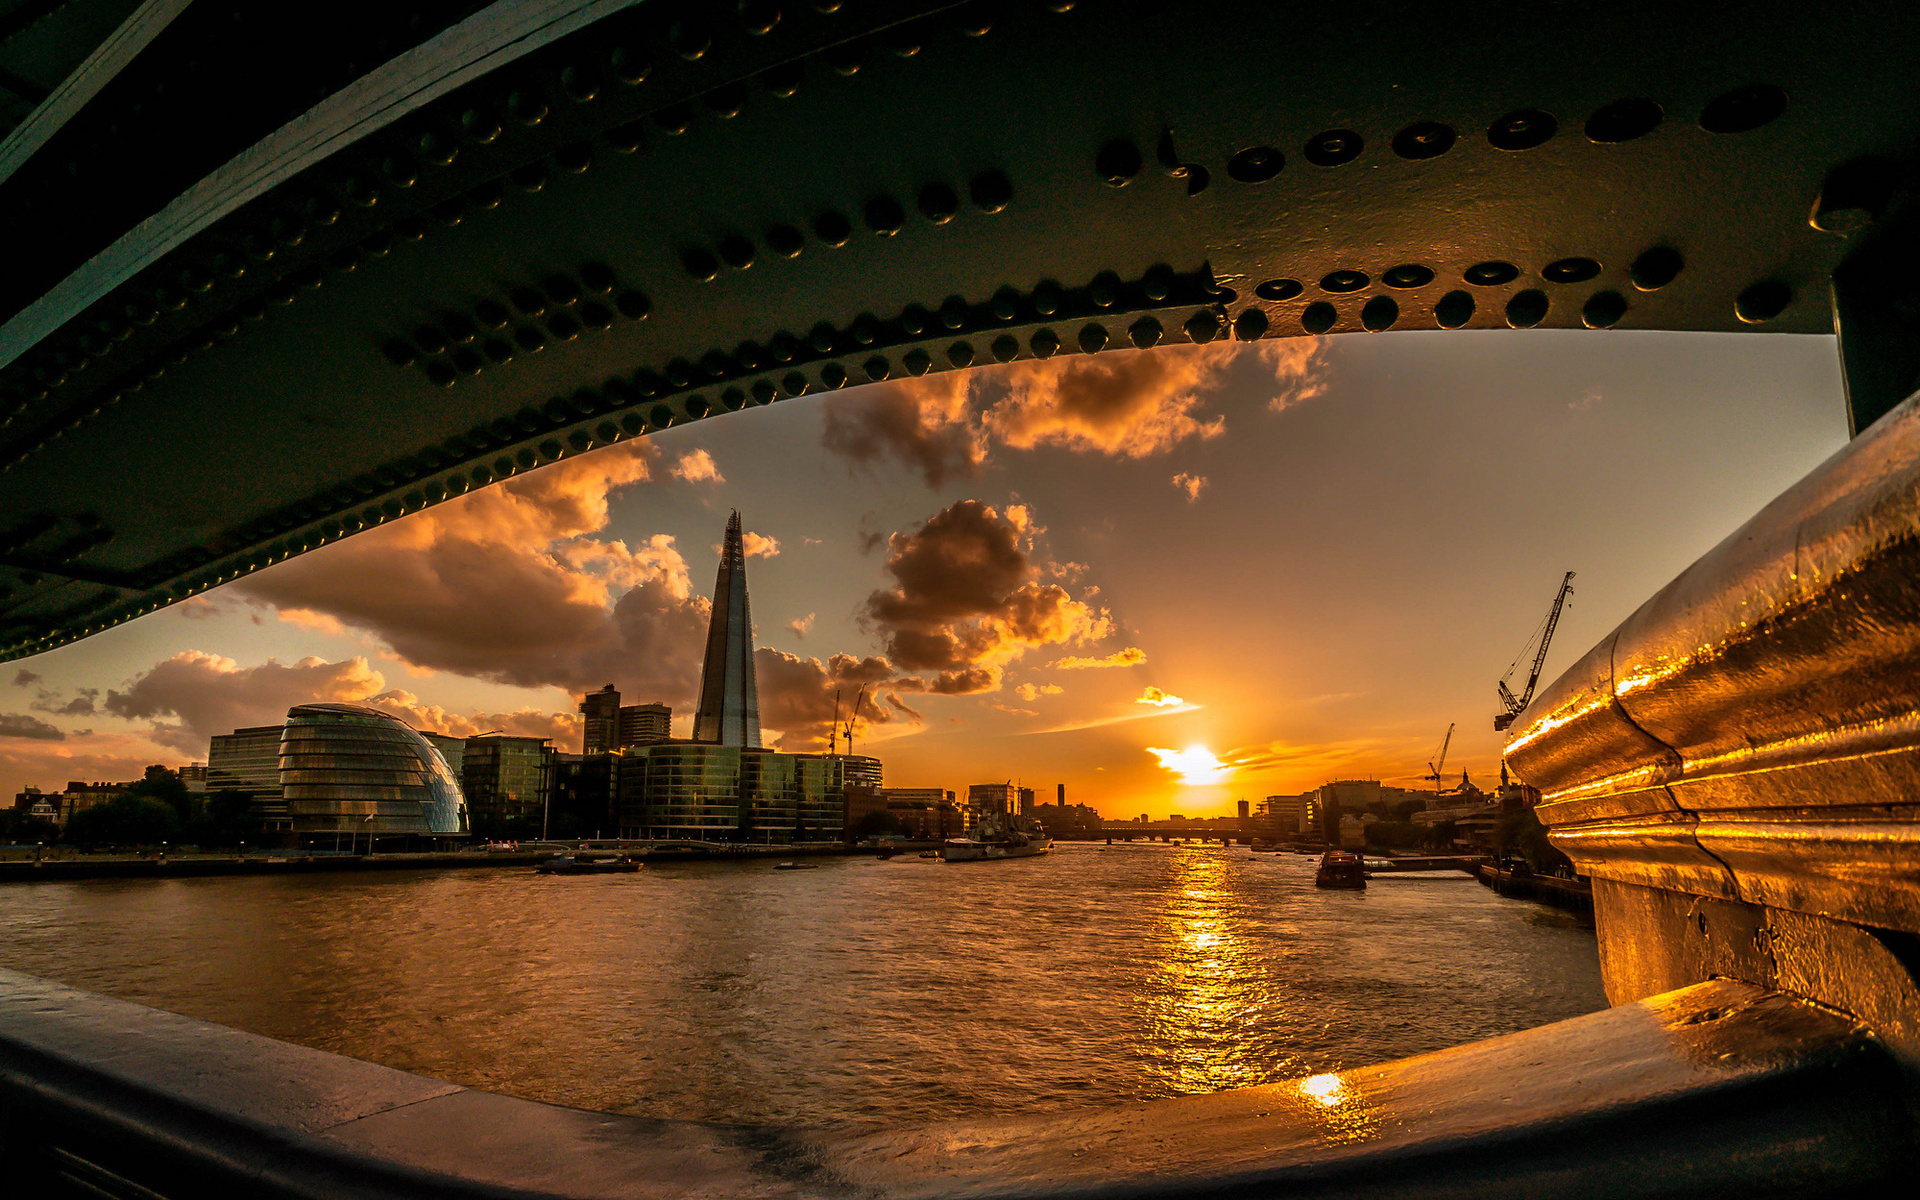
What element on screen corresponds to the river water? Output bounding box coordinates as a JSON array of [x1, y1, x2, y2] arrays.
[[0, 843, 1603, 1127]]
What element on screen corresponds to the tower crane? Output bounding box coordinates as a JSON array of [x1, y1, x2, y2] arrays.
[[843, 685, 867, 757], [1422, 723, 1455, 792], [1495, 571, 1576, 731]]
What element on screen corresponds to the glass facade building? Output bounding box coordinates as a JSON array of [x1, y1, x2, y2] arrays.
[[279, 704, 466, 836], [461, 734, 553, 837], [614, 744, 846, 842], [208, 724, 290, 827]]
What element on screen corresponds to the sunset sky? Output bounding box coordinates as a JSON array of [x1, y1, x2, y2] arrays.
[[2, 330, 1844, 818]]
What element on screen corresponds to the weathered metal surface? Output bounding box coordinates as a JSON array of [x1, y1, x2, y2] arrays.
[[2, 0, 1917, 659], [1, 967, 1913, 1197]]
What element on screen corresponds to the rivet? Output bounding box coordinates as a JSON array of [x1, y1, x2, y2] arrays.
[[820, 364, 849, 388], [381, 339, 417, 367], [481, 338, 514, 363], [865, 356, 890, 381], [1233, 308, 1268, 341], [1487, 109, 1557, 151], [654, 103, 694, 135], [620, 413, 645, 435], [1586, 98, 1662, 143], [1361, 296, 1399, 331], [813, 211, 852, 246], [702, 350, 733, 377], [1226, 146, 1284, 183], [413, 326, 449, 354], [670, 19, 711, 60], [852, 314, 880, 344], [767, 224, 805, 256], [1505, 289, 1549, 328], [1184, 311, 1220, 343], [1735, 280, 1793, 323], [769, 332, 799, 361], [1582, 291, 1627, 328], [782, 371, 808, 396], [1302, 302, 1337, 334], [824, 43, 861, 75], [425, 361, 457, 386], [940, 296, 969, 328], [453, 349, 484, 375], [544, 274, 582, 305], [1032, 281, 1062, 315], [991, 334, 1020, 362], [810, 323, 838, 353], [948, 341, 976, 367], [1097, 138, 1142, 187], [752, 380, 778, 404], [865, 196, 906, 235], [510, 162, 549, 192], [1700, 84, 1787, 134], [469, 180, 505, 210], [1304, 129, 1364, 167], [884, 26, 921, 56], [1320, 270, 1369, 294], [419, 130, 458, 167], [635, 370, 667, 396], [1629, 246, 1683, 290], [955, 8, 992, 35], [683, 248, 722, 280], [1542, 257, 1600, 284], [560, 64, 600, 103], [578, 262, 616, 294], [1129, 316, 1162, 348], [904, 349, 932, 376], [759, 62, 805, 97], [580, 302, 614, 329], [441, 313, 478, 343], [990, 288, 1020, 321], [705, 84, 747, 118], [605, 120, 647, 154], [1254, 279, 1303, 302], [513, 326, 547, 352], [1381, 265, 1434, 289], [722, 388, 747, 411], [1464, 261, 1519, 287], [1089, 272, 1121, 308], [969, 171, 1013, 212], [504, 90, 548, 126], [1809, 159, 1897, 235], [1079, 323, 1109, 353], [554, 143, 594, 174], [1032, 329, 1061, 358], [1392, 122, 1455, 160], [918, 183, 959, 223], [1143, 264, 1173, 302], [651, 404, 675, 427], [511, 287, 547, 315], [608, 45, 651, 85], [900, 305, 930, 335], [431, 200, 466, 227], [719, 235, 757, 269]]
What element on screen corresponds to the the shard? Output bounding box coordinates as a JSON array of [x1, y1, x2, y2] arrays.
[[692, 511, 763, 747]]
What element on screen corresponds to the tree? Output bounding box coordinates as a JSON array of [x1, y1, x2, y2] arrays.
[[64, 794, 181, 849], [126, 765, 192, 824], [1426, 819, 1459, 850], [1392, 799, 1426, 820], [851, 809, 903, 840], [0, 808, 59, 844]]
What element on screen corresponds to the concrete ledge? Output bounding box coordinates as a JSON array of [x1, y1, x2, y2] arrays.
[[1, 968, 1912, 1197]]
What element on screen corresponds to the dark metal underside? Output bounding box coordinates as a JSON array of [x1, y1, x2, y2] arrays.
[[1, 0, 1916, 660]]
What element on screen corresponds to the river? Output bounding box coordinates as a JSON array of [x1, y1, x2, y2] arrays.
[[0, 843, 1603, 1127]]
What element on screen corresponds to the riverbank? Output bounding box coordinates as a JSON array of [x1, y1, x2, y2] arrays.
[[1476, 862, 1594, 914]]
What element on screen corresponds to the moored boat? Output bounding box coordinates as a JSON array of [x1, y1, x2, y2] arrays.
[[535, 854, 639, 875], [941, 814, 1053, 862], [1314, 849, 1367, 889]]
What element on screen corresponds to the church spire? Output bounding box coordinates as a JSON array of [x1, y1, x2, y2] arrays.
[[693, 511, 762, 747]]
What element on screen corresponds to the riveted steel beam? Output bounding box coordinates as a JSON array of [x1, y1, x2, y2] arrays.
[[1, 0, 1917, 659]]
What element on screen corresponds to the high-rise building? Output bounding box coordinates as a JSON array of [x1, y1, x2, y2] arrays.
[[208, 724, 290, 826], [1017, 786, 1035, 816], [462, 735, 555, 837], [580, 684, 621, 755], [693, 512, 762, 747], [968, 782, 1017, 822], [618, 702, 671, 746]]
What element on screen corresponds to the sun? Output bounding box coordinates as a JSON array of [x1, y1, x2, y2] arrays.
[[1147, 745, 1230, 786]]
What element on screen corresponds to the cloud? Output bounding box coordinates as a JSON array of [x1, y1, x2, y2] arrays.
[[670, 449, 724, 483], [742, 531, 780, 559], [1147, 745, 1229, 785], [1171, 473, 1207, 503], [788, 612, 815, 639], [13, 670, 40, 687], [31, 687, 98, 717], [821, 374, 985, 488], [753, 649, 915, 751], [1136, 686, 1185, 707], [1053, 647, 1146, 670], [234, 443, 715, 705], [1261, 338, 1332, 413], [861, 500, 1111, 694], [1016, 683, 1064, 701], [0, 714, 64, 740], [103, 652, 386, 753], [823, 342, 1331, 484], [363, 690, 579, 745]]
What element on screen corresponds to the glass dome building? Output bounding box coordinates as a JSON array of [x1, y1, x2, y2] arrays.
[[279, 704, 467, 836]]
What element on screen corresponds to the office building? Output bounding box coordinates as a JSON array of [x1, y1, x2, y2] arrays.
[[580, 684, 622, 755], [420, 732, 466, 782], [692, 512, 762, 747], [208, 724, 290, 826], [614, 743, 847, 842], [462, 734, 554, 837], [968, 782, 1017, 821], [1017, 786, 1035, 816], [279, 704, 466, 836], [619, 702, 671, 746]]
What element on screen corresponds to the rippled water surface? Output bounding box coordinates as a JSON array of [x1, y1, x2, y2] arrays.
[[0, 844, 1603, 1125]]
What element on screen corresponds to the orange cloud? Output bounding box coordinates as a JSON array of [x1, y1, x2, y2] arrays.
[[1016, 683, 1064, 701], [1136, 686, 1185, 707], [1171, 473, 1207, 503], [669, 448, 724, 483], [1054, 647, 1146, 670], [103, 651, 385, 753], [742, 531, 780, 559]]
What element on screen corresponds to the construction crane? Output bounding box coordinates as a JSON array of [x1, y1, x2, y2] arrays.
[[843, 685, 867, 757], [1423, 723, 1455, 792], [1495, 571, 1577, 731]]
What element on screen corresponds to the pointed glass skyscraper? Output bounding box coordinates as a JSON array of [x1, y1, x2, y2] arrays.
[[693, 511, 763, 747]]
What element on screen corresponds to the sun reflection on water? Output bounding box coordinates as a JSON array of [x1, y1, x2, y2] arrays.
[[1138, 849, 1275, 1096], [1291, 1072, 1383, 1145]]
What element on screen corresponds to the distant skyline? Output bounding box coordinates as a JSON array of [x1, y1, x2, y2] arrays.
[[2, 331, 1845, 817]]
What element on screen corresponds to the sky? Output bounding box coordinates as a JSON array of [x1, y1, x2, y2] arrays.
[[1, 330, 1846, 819]]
